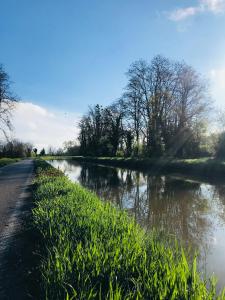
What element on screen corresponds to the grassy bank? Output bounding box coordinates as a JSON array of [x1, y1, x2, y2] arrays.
[[44, 156, 225, 179], [0, 157, 21, 168], [33, 159, 224, 299]]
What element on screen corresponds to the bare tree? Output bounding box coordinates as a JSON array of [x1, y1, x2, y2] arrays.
[[170, 63, 210, 157], [0, 65, 18, 138], [0, 139, 33, 158], [78, 55, 210, 158]]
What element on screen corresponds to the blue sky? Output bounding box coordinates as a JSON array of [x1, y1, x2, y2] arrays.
[[1, 0, 225, 148]]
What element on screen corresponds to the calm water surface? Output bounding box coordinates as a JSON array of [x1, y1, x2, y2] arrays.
[[48, 159, 225, 291]]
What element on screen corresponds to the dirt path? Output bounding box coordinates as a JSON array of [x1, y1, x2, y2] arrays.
[[0, 159, 36, 299]]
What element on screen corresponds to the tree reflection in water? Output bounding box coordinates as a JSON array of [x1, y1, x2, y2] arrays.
[[78, 164, 211, 251]]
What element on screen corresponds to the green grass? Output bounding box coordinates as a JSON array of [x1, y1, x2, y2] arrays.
[[42, 155, 75, 160], [0, 157, 21, 168], [33, 160, 225, 299]]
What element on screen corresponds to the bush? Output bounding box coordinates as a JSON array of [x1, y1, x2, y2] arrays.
[[215, 132, 225, 159]]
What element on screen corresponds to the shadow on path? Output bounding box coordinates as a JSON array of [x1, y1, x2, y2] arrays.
[[0, 160, 39, 299]]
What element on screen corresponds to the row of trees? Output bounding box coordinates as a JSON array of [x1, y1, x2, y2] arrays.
[[0, 65, 40, 158], [0, 64, 27, 158], [1, 58, 225, 160], [0, 139, 34, 158], [79, 55, 210, 158]]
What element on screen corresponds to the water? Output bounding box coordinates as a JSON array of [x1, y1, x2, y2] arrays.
[[48, 159, 225, 291]]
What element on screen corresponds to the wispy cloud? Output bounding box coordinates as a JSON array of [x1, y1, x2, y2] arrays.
[[203, 0, 225, 13], [169, 6, 200, 21], [168, 0, 225, 21], [10, 102, 80, 150]]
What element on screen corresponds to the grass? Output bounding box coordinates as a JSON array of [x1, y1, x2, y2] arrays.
[[42, 155, 75, 160], [33, 159, 225, 300], [0, 157, 21, 168]]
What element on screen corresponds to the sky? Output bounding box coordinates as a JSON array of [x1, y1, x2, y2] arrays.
[[0, 0, 225, 149]]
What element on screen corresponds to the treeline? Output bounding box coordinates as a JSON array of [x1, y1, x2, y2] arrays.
[[0, 139, 33, 158], [78, 55, 210, 158]]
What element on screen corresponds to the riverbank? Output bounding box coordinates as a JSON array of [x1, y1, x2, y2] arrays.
[[43, 155, 225, 180], [0, 157, 21, 168], [32, 159, 225, 299]]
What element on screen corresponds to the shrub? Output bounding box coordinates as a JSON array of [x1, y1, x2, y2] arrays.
[[215, 132, 225, 159]]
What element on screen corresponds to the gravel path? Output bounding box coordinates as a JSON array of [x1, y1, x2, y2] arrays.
[[0, 159, 36, 299]]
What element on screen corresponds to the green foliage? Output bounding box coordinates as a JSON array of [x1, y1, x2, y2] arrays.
[[33, 160, 225, 299], [0, 139, 33, 158], [115, 150, 124, 157], [63, 141, 80, 156], [40, 148, 46, 156], [79, 104, 123, 157], [215, 132, 225, 159], [0, 157, 21, 167]]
